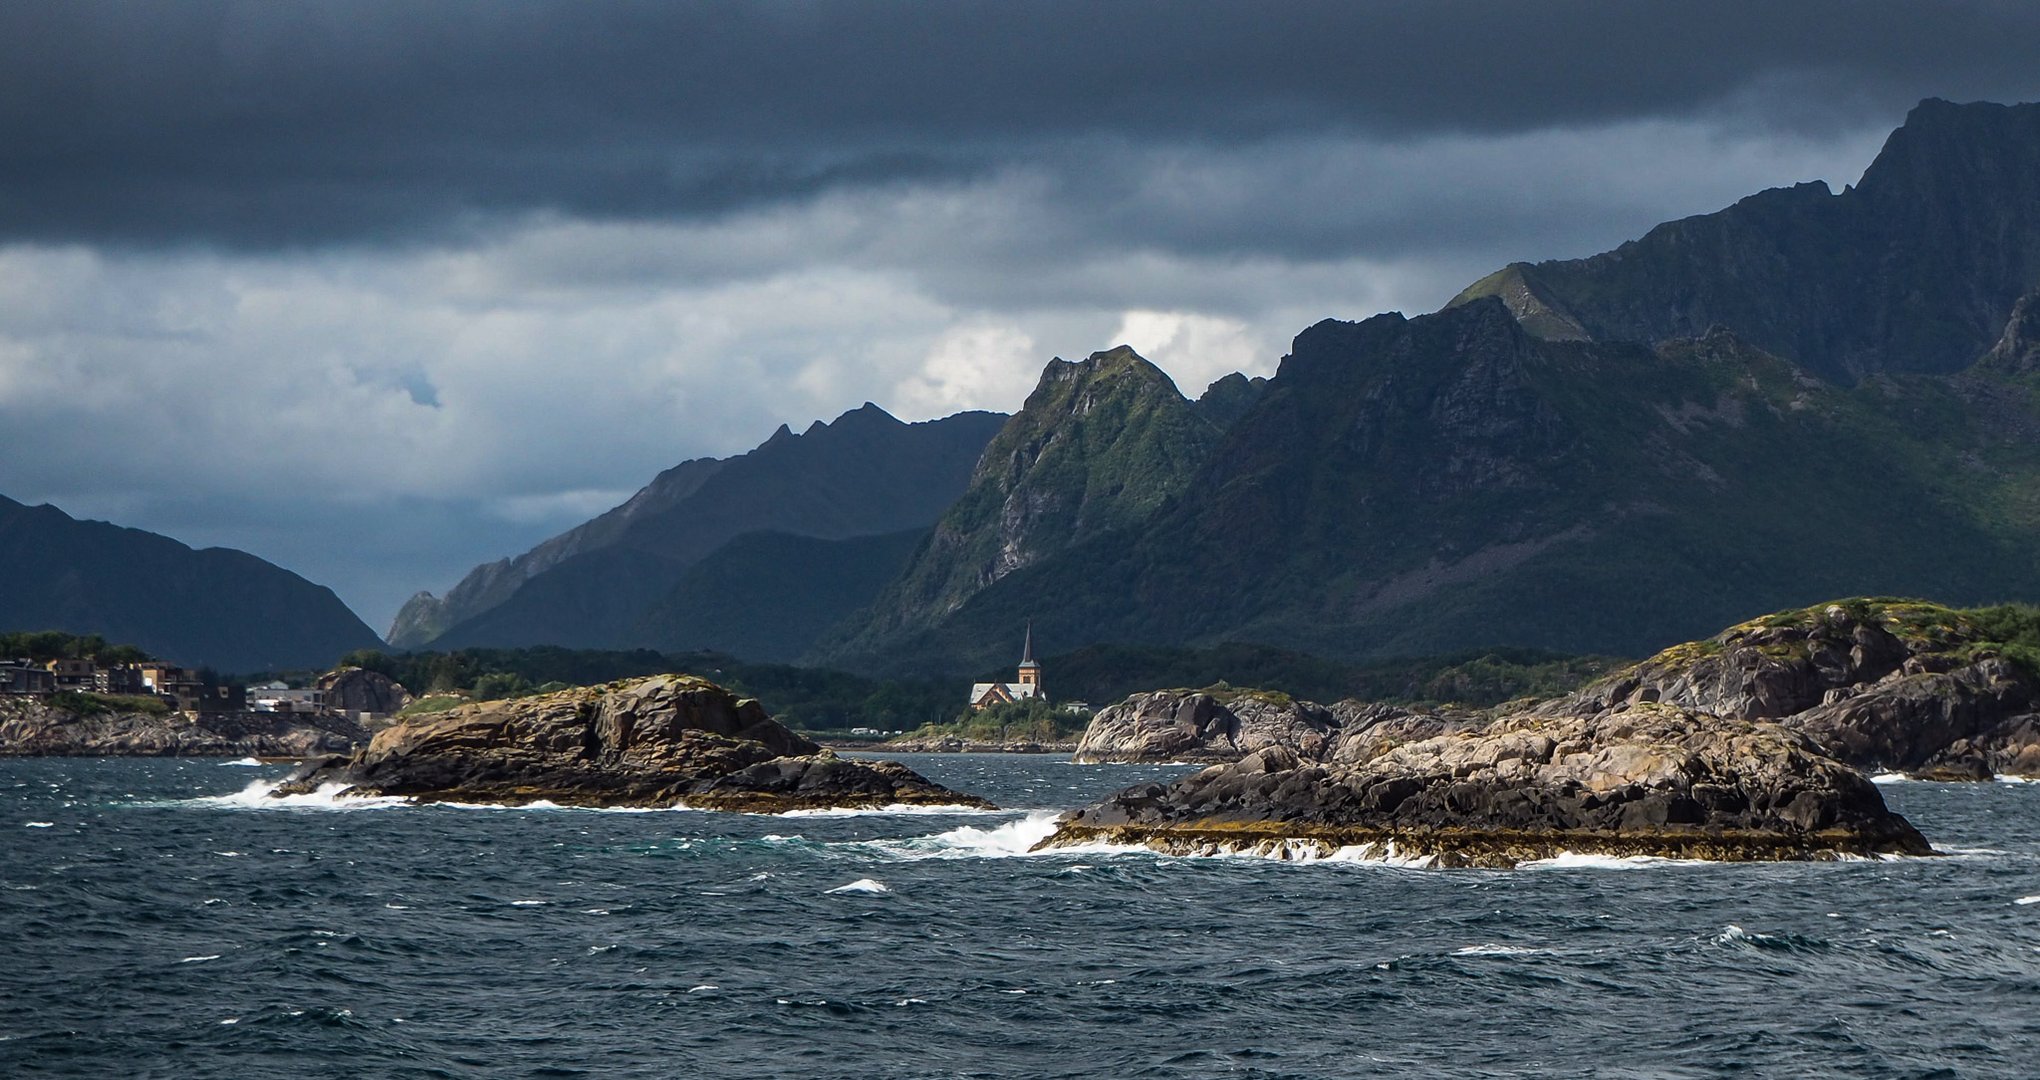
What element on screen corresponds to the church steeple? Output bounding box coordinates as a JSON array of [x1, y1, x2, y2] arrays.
[[1016, 621, 1041, 693]]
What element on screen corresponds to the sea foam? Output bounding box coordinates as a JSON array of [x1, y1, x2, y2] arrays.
[[825, 878, 892, 895]]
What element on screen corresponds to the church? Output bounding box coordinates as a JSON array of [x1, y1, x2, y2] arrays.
[[968, 624, 1043, 710]]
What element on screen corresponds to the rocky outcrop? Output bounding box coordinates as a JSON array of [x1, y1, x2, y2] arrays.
[[1036, 704, 1932, 867], [0, 696, 366, 757], [1547, 600, 2040, 778], [315, 667, 413, 716], [273, 674, 994, 811], [1071, 688, 1480, 764]]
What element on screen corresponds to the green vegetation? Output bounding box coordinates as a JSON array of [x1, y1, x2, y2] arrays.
[[1964, 603, 2040, 674], [338, 646, 957, 732], [1020, 641, 1623, 710], [0, 631, 151, 666], [898, 699, 1088, 744], [47, 691, 170, 716], [1678, 597, 2040, 679], [396, 694, 467, 717]]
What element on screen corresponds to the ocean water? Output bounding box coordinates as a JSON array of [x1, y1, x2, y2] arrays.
[[2, 755, 2037, 1079]]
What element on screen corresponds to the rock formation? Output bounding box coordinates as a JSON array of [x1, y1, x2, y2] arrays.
[[1071, 688, 1481, 764], [0, 696, 366, 758], [274, 674, 994, 811], [1037, 704, 1931, 867], [315, 666, 413, 716], [1546, 600, 2040, 778]]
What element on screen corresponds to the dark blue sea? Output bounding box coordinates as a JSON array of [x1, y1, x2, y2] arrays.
[[2, 754, 2037, 1079]]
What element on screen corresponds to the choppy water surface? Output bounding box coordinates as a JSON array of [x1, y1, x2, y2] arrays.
[[2, 755, 2037, 1078]]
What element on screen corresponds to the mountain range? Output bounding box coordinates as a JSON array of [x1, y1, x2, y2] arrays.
[[810, 97, 2040, 673]]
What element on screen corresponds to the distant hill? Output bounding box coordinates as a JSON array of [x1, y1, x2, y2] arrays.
[[0, 495, 383, 673], [398, 403, 1006, 652], [818, 99, 2040, 674]]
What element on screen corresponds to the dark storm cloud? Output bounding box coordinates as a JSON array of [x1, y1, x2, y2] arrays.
[[4, 0, 2038, 249]]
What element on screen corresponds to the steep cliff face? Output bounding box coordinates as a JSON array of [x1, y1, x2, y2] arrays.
[[1450, 99, 2040, 382], [403, 404, 1005, 652], [820, 347, 1221, 663], [0, 495, 383, 673]]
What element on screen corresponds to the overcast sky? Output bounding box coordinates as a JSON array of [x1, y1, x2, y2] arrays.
[[4, 1, 2039, 634]]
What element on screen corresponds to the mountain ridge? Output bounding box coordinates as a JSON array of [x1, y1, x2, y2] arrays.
[[0, 494, 384, 673]]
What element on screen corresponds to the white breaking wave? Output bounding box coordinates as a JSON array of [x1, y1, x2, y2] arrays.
[[1995, 774, 2038, 785], [218, 757, 266, 767], [825, 878, 891, 895], [1870, 772, 1911, 785], [872, 812, 1076, 859], [195, 779, 410, 810], [1452, 944, 1545, 956], [2015, 895, 2040, 906], [1521, 851, 1711, 870], [22, 822, 52, 828], [772, 804, 1006, 818]]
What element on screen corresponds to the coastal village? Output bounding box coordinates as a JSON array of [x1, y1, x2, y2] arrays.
[[0, 656, 394, 723]]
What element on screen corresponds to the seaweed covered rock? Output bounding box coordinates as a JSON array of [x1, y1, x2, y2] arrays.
[[273, 674, 993, 811], [1547, 600, 2040, 778], [1037, 704, 1932, 867]]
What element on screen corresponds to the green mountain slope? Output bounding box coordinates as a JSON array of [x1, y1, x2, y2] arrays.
[[817, 346, 1221, 660]]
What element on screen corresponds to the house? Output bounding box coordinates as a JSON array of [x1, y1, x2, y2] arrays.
[[93, 666, 145, 695], [45, 658, 96, 690], [1, 660, 56, 695], [248, 684, 329, 715], [968, 624, 1044, 711], [138, 663, 207, 710]]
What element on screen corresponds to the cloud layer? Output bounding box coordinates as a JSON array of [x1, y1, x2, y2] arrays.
[[2, 2, 2037, 632]]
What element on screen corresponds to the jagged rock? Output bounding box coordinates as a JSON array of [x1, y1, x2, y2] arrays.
[[315, 667, 413, 716], [1036, 704, 1932, 867], [1071, 689, 1484, 765], [1071, 689, 1339, 763], [1546, 600, 2040, 778], [273, 674, 994, 811], [0, 696, 366, 757]]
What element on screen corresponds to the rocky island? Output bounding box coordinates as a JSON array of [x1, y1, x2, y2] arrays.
[[275, 674, 995, 812], [1038, 703, 1931, 866], [1544, 599, 2040, 780], [1039, 598, 2038, 865]]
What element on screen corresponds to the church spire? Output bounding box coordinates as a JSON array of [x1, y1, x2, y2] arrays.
[[1019, 620, 1036, 667]]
